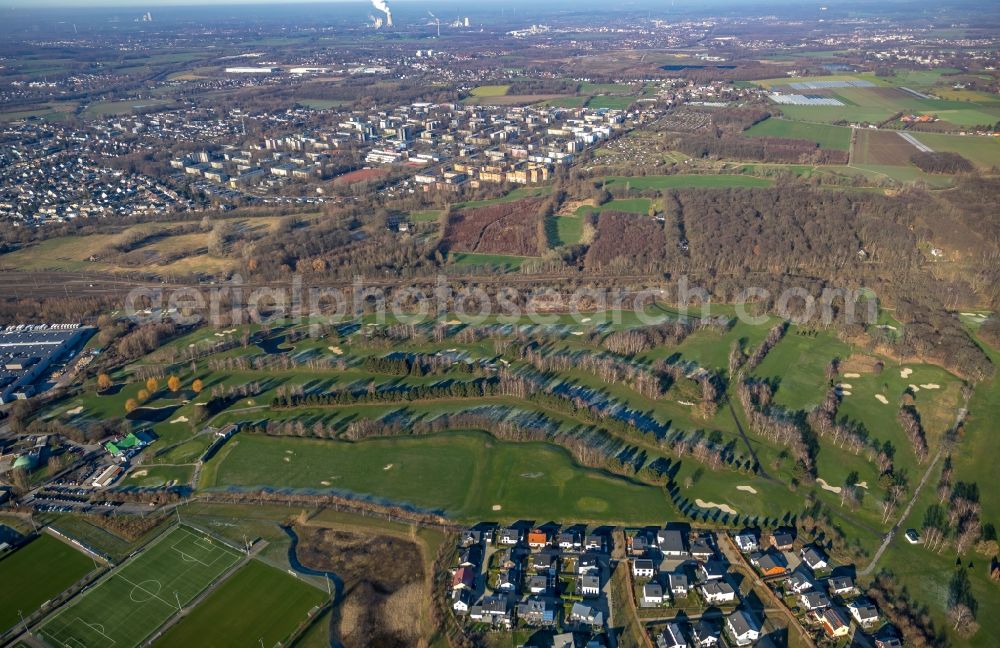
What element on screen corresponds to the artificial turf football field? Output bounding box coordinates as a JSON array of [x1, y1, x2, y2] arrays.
[[38, 526, 241, 648]]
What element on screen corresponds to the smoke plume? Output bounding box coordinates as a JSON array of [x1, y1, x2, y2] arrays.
[[371, 0, 393, 27]]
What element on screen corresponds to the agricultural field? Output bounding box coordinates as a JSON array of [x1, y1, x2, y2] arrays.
[[742, 119, 852, 150], [152, 560, 326, 648], [852, 129, 921, 165], [38, 526, 241, 648], [759, 73, 1000, 128], [911, 133, 1000, 170], [205, 431, 673, 523], [0, 534, 95, 634]]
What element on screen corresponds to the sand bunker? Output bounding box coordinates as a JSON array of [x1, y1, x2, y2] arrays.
[[840, 390, 852, 396], [695, 499, 738, 515], [328, 346, 344, 355], [320, 480, 331, 486], [131, 469, 148, 478], [920, 383, 940, 390], [492, 504, 503, 511], [443, 319, 461, 325], [909, 384, 920, 392], [383, 463, 394, 470], [856, 481, 868, 489], [843, 373, 861, 379], [816, 478, 842, 494], [581, 318, 592, 323], [677, 400, 695, 406], [169, 416, 189, 424], [875, 394, 889, 404], [836, 383, 853, 390], [900, 368, 913, 378], [283, 456, 291, 463], [571, 331, 584, 336], [65, 406, 83, 415], [737, 485, 758, 494]]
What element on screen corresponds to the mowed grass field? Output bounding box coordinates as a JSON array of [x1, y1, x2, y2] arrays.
[[586, 95, 634, 110], [469, 84, 510, 97], [0, 534, 94, 633], [152, 560, 326, 648], [39, 526, 241, 648], [742, 119, 852, 150], [208, 431, 672, 523]]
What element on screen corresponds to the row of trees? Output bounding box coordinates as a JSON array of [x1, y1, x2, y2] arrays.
[[738, 379, 816, 480]]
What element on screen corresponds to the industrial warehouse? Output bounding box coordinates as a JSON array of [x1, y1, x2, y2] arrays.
[[0, 325, 92, 404]]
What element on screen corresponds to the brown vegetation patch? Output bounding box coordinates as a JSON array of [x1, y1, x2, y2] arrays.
[[839, 353, 883, 374], [584, 211, 667, 272], [442, 198, 545, 256], [334, 168, 389, 185], [294, 525, 425, 648]]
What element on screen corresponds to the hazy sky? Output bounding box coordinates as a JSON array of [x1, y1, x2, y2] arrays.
[[2, 0, 832, 7]]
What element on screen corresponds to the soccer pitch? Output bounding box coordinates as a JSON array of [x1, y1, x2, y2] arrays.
[[38, 526, 242, 648]]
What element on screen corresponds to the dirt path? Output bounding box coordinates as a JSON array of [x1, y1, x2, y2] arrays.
[[727, 401, 773, 481]]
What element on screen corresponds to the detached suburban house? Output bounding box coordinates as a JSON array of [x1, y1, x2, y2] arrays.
[[800, 545, 829, 572], [632, 558, 656, 578], [734, 531, 759, 553], [642, 582, 665, 606], [657, 622, 688, 648], [569, 601, 604, 627], [693, 619, 721, 647], [827, 575, 855, 596], [518, 597, 556, 627], [770, 530, 795, 552], [499, 527, 520, 545], [528, 529, 549, 549], [668, 571, 690, 597], [800, 590, 831, 611], [725, 609, 761, 647], [658, 529, 688, 557], [700, 580, 737, 604], [580, 574, 601, 598], [786, 570, 814, 594], [452, 566, 475, 590], [849, 597, 881, 626], [750, 550, 788, 577], [451, 589, 472, 613], [821, 607, 851, 638], [577, 554, 599, 575]]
